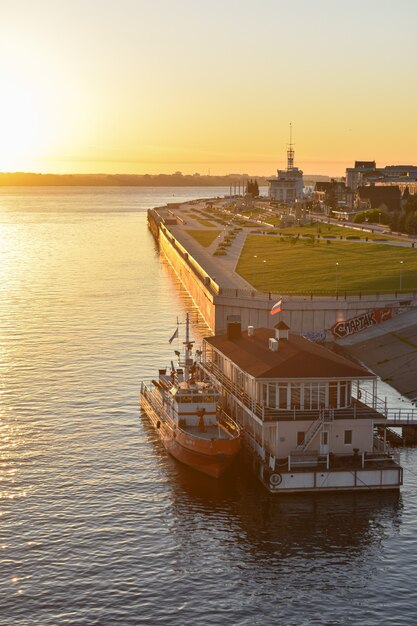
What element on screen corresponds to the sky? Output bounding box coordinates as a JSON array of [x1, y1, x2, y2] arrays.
[[1, 0, 416, 177]]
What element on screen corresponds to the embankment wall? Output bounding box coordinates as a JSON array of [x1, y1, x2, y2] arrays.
[[158, 225, 217, 331]]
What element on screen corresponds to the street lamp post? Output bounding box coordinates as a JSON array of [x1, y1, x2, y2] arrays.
[[335, 261, 339, 294], [253, 255, 257, 287], [399, 260, 403, 291]]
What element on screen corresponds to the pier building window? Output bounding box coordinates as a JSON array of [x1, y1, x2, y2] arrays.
[[329, 383, 338, 408], [291, 383, 301, 409], [260, 383, 289, 409], [268, 384, 276, 408], [344, 430, 352, 445], [261, 384, 267, 405], [303, 384, 311, 409], [278, 384, 288, 409], [301, 383, 327, 410], [339, 382, 352, 408], [319, 384, 326, 408]]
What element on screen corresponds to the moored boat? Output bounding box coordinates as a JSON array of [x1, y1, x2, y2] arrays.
[[140, 314, 241, 478]]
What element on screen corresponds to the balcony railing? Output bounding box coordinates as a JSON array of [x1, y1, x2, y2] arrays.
[[199, 361, 417, 424]]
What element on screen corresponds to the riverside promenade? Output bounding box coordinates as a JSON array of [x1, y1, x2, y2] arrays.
[[149, 197, 417, 404]]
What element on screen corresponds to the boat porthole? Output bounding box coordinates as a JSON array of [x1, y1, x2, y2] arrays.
[[270, 473, 282, 487], [156, 420, 161, 429]]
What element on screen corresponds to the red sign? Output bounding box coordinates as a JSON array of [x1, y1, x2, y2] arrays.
[[331, 307, 392, 339]]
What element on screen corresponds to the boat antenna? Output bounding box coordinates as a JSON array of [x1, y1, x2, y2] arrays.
[[185, 312, 190, 345], [183, 312, 194, 382]]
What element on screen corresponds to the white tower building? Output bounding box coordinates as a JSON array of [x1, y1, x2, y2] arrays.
[[269, 124, 304, 204]]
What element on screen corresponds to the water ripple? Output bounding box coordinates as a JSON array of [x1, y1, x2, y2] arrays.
[[0, 187, 416, 625]]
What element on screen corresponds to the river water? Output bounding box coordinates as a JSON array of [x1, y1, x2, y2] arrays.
[[1, 186, 417, 626]]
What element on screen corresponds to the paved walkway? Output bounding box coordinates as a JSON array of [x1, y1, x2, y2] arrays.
[[168, 202, 254, 290]]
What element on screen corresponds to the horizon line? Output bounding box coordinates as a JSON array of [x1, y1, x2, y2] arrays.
[[0, 170, 336, 179]]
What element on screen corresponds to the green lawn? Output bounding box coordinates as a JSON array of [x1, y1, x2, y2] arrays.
[[186, 229, 221, 247], [197, 219, 216, 227], [236, 236, 417, 293]]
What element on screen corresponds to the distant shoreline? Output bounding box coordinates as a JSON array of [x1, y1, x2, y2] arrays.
[[0, 172, 329, 187]]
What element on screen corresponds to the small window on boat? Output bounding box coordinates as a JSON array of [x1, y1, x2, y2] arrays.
[[344, 430, 352, 445], [297, 431, 305, 446], [178, 395, 193, 403]]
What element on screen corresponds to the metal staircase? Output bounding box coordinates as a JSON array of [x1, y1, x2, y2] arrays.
[[297, 410, 325, 452]]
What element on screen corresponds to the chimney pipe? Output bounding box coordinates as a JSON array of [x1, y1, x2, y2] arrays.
[[226, 315, 241, 340]]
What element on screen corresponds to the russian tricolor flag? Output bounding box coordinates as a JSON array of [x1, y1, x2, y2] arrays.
[[270, 299, 282, 315], [168, 328, 179, 343]]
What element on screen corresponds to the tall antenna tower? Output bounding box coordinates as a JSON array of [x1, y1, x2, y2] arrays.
[[287, 122, 294, 170]]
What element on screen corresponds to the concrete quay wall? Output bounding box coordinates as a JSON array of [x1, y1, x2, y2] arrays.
[[158, 225, 217, 331], [214, 292, 417, 338]]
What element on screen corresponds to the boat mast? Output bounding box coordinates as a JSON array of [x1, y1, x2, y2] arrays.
[[185, 312, 190, 346], [184, 312, 191, 381]]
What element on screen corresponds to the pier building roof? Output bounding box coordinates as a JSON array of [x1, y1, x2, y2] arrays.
[[205, 328, 373, 380]]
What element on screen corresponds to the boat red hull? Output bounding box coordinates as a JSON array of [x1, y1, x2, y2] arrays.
[[140, 393, 240, 478]]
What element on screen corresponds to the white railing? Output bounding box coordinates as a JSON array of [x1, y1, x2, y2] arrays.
[[199, 362, 417, 424]]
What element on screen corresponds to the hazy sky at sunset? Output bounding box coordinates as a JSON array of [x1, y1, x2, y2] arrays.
[[1, 0, 416, 176]]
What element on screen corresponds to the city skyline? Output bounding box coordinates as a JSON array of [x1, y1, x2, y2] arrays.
[[1, 0, 416, 177]]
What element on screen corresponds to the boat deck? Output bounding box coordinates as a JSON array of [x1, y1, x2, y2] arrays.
[[183, 424, 231, 440]]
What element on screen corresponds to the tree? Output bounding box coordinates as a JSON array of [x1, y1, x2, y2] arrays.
[[405, 211, 417, 236], [245, 179, 259, 197], [326, 187, 337, 213], [404, 194, 417, 215]]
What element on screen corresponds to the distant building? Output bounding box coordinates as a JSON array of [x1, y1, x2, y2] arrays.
[[357, 185, 402, 212], [269, 125, 304, 204], [315, 179, 354, 210], [346, 160, 417, 191], [346, 161, 377, 191]]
